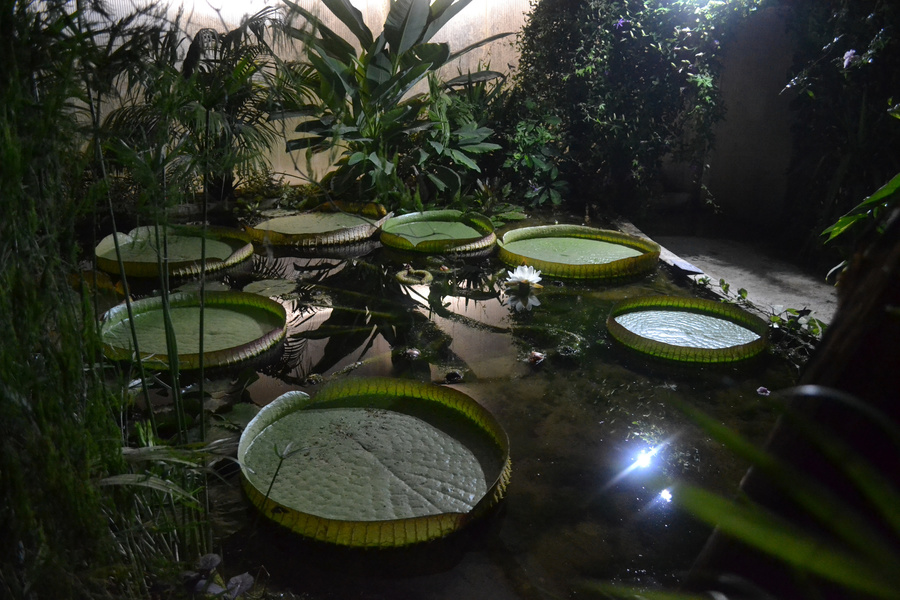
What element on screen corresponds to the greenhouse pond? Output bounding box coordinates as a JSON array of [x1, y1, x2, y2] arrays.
[[119, 217, 796, 599]]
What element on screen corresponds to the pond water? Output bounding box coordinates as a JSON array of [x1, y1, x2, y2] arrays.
[[180, 219, 797, 599]]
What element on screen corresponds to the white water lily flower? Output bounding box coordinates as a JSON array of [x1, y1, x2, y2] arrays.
[[505, 265, 543, 288]]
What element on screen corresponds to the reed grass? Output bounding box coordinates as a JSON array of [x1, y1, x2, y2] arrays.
[[1, 1, 221, 596]]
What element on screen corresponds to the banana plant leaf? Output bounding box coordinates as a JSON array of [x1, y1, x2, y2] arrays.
[[101, 291, 287, 371], [379, 210, 495, 253], [95, 225, 253, 278], [606, 296, 769, 363], [497, 224, 659, 279], [238, 378, 511, 547]]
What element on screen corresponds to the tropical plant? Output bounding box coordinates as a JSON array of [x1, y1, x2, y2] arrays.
[[274, 0, 510, 209], [500, 99, 569, 207], [513, 0, 766, 210], [104, 8, 281, 205], [1, 0, 173, 597], [782, 0, 900, 265]]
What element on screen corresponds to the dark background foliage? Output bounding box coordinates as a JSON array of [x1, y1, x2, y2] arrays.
[[510, 0, 763, 214], [781, 0, 900, 265]]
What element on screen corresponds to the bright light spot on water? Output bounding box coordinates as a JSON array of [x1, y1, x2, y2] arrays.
[[660, 489, 673, 503], [634, 447, 658, 469]]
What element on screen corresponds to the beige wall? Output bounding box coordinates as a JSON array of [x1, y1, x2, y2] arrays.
[[121, 0, 528, 182]]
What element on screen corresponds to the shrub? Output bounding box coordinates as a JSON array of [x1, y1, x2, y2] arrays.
[[512, 0, 765, 212]]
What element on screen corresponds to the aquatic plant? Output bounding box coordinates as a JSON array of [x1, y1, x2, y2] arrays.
[[238, 379, 511, 548], [505, 265, 543, 288]]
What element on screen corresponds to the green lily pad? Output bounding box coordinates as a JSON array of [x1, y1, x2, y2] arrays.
[[380, 210, 496, 254], [498, 224, 659, 279], [238, 378, 511, 547], [246, 210, 388, 247], [607, 296, 769, 363], [95, 226, 252, 279], [101, 291, 286, 370]]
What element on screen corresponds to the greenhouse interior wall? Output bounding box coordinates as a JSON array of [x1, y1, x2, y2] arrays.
[[102, 0, 793, 219]]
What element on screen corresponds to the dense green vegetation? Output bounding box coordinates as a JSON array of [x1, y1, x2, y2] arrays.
[[2, 0, 897, 598]]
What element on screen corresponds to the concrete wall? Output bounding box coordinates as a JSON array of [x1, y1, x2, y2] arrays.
[[704, 6, 795, 226], [143, 0, 529, 181], [101, 1, 797, 206]]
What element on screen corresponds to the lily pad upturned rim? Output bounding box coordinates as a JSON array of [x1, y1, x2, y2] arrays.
[[245, 208, 390, 247], [606, 296, 769, 363], [379, 210, 496, 254], [95, 225, 253, 279], [497, 224, 660, 279], [101, 291, 286, 371], [238, 377, 512, 548]]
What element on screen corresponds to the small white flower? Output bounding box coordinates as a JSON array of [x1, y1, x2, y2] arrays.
[[505, 265, 543, 288]]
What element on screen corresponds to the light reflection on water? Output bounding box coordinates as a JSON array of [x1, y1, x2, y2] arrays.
[[212, 239, 796, 598]]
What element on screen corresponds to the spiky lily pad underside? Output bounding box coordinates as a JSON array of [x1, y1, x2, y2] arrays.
[[607, 296, 769, 363], [379, 210, 496, 254], [101, 291, 286, 371], [95, 226, 253, 279], [238, 378, 511, 548], [497, 224, 659, 279]]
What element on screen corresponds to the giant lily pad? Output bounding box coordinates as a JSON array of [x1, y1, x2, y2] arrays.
[[607, 296, 769, 363], [246, 205, 388, 247], [101, 291, 286, 370], [379, 210, 496, 254], [95, 226, 252, 279], [497, 224, 659, 279], [238, 378, 511, 547]]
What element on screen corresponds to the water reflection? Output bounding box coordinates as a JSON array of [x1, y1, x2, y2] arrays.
[[209, 238, 798, 597]]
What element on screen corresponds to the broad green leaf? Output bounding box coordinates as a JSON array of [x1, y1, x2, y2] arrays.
[[282, 1, 357, 61], [676, 398, 900, 562], [384, 0, 430, 56], [448, 148, 480, 171], [237, 379, 511, 547], [365, 48, 393, 88], [461, 142, 501, 153], [380, 209, 494, 253], [423, 0, 476, 43], [503, 236, 641, 266], [499, 225, 660, 280], [823, 171, 900, 242], [321, 0, 374, 48], [285, 134, 326, 152], [293, 118, 331, 134], [316, 26, 359, 63], [427, 172, 450, 192], [443, 70, 505, 87], [613, 311, 760, 349], [370, 61, 433, 108], [244, 406, 491, 519], [101, 292, 286, 370], [676, 485, 900, 599], [447, 31, 514, 63], [407, 42, 451, 70]]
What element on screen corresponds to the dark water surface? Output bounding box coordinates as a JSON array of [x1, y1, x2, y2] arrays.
[[197, 227, 795, 599]]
